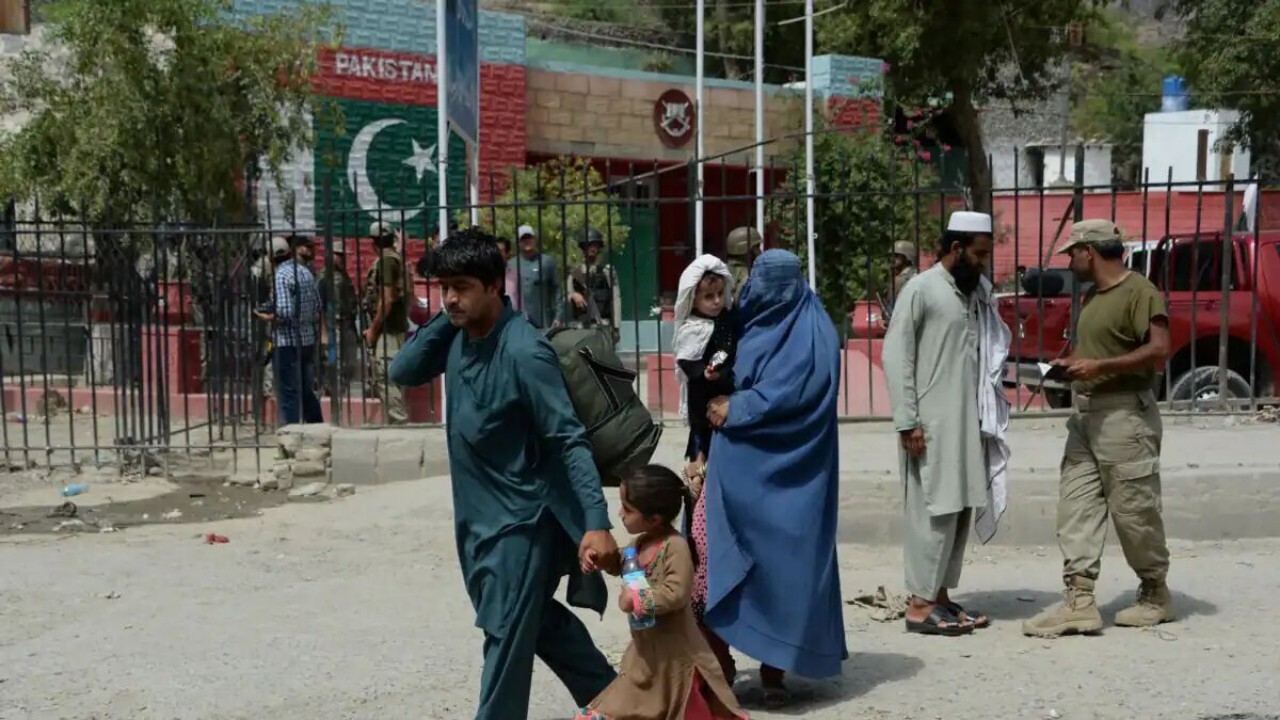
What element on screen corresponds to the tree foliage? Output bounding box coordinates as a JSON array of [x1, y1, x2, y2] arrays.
[[472, 157, 631, 268], [1072, 10, 1178, 187], [816, 0, 1104, 211], [1172, 0, 1280, 175], [767, 127, 936, 323], [0, 0, 336, 224]]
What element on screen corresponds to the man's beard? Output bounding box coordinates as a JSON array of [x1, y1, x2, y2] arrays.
[[950, 254, 983, 295]]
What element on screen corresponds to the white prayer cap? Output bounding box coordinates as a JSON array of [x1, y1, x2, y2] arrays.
[[270, 236, 291, 257], [517, 224, 536, 239], [947, 211, 993, 235]]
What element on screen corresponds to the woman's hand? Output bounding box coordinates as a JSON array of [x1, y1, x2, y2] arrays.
[[707, 396, 729, 428], [618, 587, 635, 614]]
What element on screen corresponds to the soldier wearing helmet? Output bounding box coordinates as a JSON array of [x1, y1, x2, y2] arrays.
[[724, 226, 762, 303], [887, 240, 919, 315], [568, 227, 622, 343]]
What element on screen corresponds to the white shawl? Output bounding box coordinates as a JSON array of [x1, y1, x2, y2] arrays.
[[974, 275, 1012, 544], [672, 255, 735, 419]]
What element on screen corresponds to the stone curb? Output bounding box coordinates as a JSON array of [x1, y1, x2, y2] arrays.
[[301, 424, 1280, 546]]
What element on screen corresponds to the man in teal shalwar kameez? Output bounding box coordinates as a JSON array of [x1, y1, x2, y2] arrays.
[[389, 229, 619, 720]]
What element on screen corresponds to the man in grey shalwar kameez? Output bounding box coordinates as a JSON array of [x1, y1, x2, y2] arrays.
[[883, 211, 996, 636]]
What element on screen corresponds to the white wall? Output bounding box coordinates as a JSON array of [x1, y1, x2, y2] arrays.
[[1040, 144, 1113, 188], [1142, 110, 1251, 185]]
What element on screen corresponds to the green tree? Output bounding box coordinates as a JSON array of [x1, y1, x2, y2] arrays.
[[818, 0, 1103, 212], [473, 156, 630, 268], [0, 0, 336, 224], [1171, 0, 1280, 174], [1072, 10, 1178, 188], [767, 127, 936, 324]]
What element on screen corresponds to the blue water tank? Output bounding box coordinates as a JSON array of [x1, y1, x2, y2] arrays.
[[1161, 76, 1189, 112]]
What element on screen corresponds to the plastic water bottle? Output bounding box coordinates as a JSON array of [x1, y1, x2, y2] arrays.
[[621, 547, 656, 631], [61, 483, 89, 498]]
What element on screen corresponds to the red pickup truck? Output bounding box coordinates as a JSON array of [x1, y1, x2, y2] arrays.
[[1002, 232, 1280, 408]]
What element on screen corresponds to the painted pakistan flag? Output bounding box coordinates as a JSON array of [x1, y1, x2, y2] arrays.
[[316, 98, 467, 237]]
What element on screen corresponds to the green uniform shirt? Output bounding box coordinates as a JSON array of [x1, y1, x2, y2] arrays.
[[365, 251, 409, 334], [1072, 272, 1167, 395]]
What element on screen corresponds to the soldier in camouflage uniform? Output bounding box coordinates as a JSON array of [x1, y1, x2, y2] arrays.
[[724, 226, 761, 304], [362, 222, 409, 425], [566, 228, 621, 344], [318, 239, 359, 396], [256, 238, 292, 400], [885, 240, 919, 317]]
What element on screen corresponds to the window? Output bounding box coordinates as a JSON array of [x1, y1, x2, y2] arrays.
[[1, 0, 29, 35], [1154, 237, 1247, 292]]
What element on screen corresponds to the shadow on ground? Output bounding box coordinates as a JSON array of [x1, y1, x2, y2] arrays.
[[731, 651, 924, 714], [0, 482, 287, 536], [956, 588, 1219, 623]]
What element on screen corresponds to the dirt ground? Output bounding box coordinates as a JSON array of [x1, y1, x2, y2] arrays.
[[1, 473, 1277, 720]]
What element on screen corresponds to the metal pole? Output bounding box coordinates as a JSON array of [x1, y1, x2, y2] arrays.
[[437, 0, 450, 243], [436, 0, 449, 425], [470, 19, 481, 229], [754, 0, 765, 243], [469, 146, 480, 227], [695, 0, 705, 256], [1218, 174, 1235, 410], [804, 0, 816, 287]]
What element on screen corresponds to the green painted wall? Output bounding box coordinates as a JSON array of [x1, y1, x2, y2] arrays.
[[526, 38, 695, 76]]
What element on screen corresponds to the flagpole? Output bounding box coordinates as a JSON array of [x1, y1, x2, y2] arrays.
[[804, 0, 816, 287], [469, 23, 481, 229], [694, 0, 705, 257], [754, 0, 765, 245], [436, 0, 450, 426], [437, 0, 450, 242]]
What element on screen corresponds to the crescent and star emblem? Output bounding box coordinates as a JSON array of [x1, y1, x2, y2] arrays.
[[346, 118, 438, 222]]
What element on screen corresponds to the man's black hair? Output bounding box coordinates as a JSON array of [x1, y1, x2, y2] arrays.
[[937, 230, 983, 259], [294, 235, 314, 248], [1093, 239, 1126, 260], [427, 227, 505, 287]]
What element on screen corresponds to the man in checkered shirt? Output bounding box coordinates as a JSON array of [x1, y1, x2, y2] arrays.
[[258, 235, 324, 425]]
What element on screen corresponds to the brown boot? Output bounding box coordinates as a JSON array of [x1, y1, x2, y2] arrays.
[[1114, 579, 1175, 627], [1022, 576, 1104, 638]]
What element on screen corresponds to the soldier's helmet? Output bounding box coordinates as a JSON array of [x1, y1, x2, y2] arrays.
[[726, 226, 762, 258], [892, 241, 918, 265], [579, 227, 605, 249]]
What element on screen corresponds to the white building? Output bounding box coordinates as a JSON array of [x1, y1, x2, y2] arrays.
[[1141, 109, 1251, 185]]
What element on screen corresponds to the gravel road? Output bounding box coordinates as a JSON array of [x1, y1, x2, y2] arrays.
[[1, 474, 1277, 720]]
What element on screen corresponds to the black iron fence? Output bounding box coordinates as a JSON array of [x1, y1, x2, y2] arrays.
[[3, 151, 1277, 470]]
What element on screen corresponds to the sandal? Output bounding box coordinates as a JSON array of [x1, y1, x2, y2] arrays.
[[943, 601, 990, 629], [905, 604, 974, 636]]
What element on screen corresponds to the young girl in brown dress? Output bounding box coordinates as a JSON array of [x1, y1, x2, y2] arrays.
[[574, 465, 748, 720]]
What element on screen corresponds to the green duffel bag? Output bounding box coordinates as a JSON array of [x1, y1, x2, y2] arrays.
[[546, 325, 662, 487]]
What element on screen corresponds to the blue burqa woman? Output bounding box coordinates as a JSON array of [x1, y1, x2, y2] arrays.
[[703, 249, 847, 706]]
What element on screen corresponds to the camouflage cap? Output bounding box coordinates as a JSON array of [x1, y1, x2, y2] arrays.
[[1058, 219, 1124, 255]]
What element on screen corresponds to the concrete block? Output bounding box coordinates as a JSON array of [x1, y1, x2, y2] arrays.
[[330, 430, 377, 486], [292, 460, 326, 479], [295, 447, 332, 465], [375, 430, 426, 484]]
